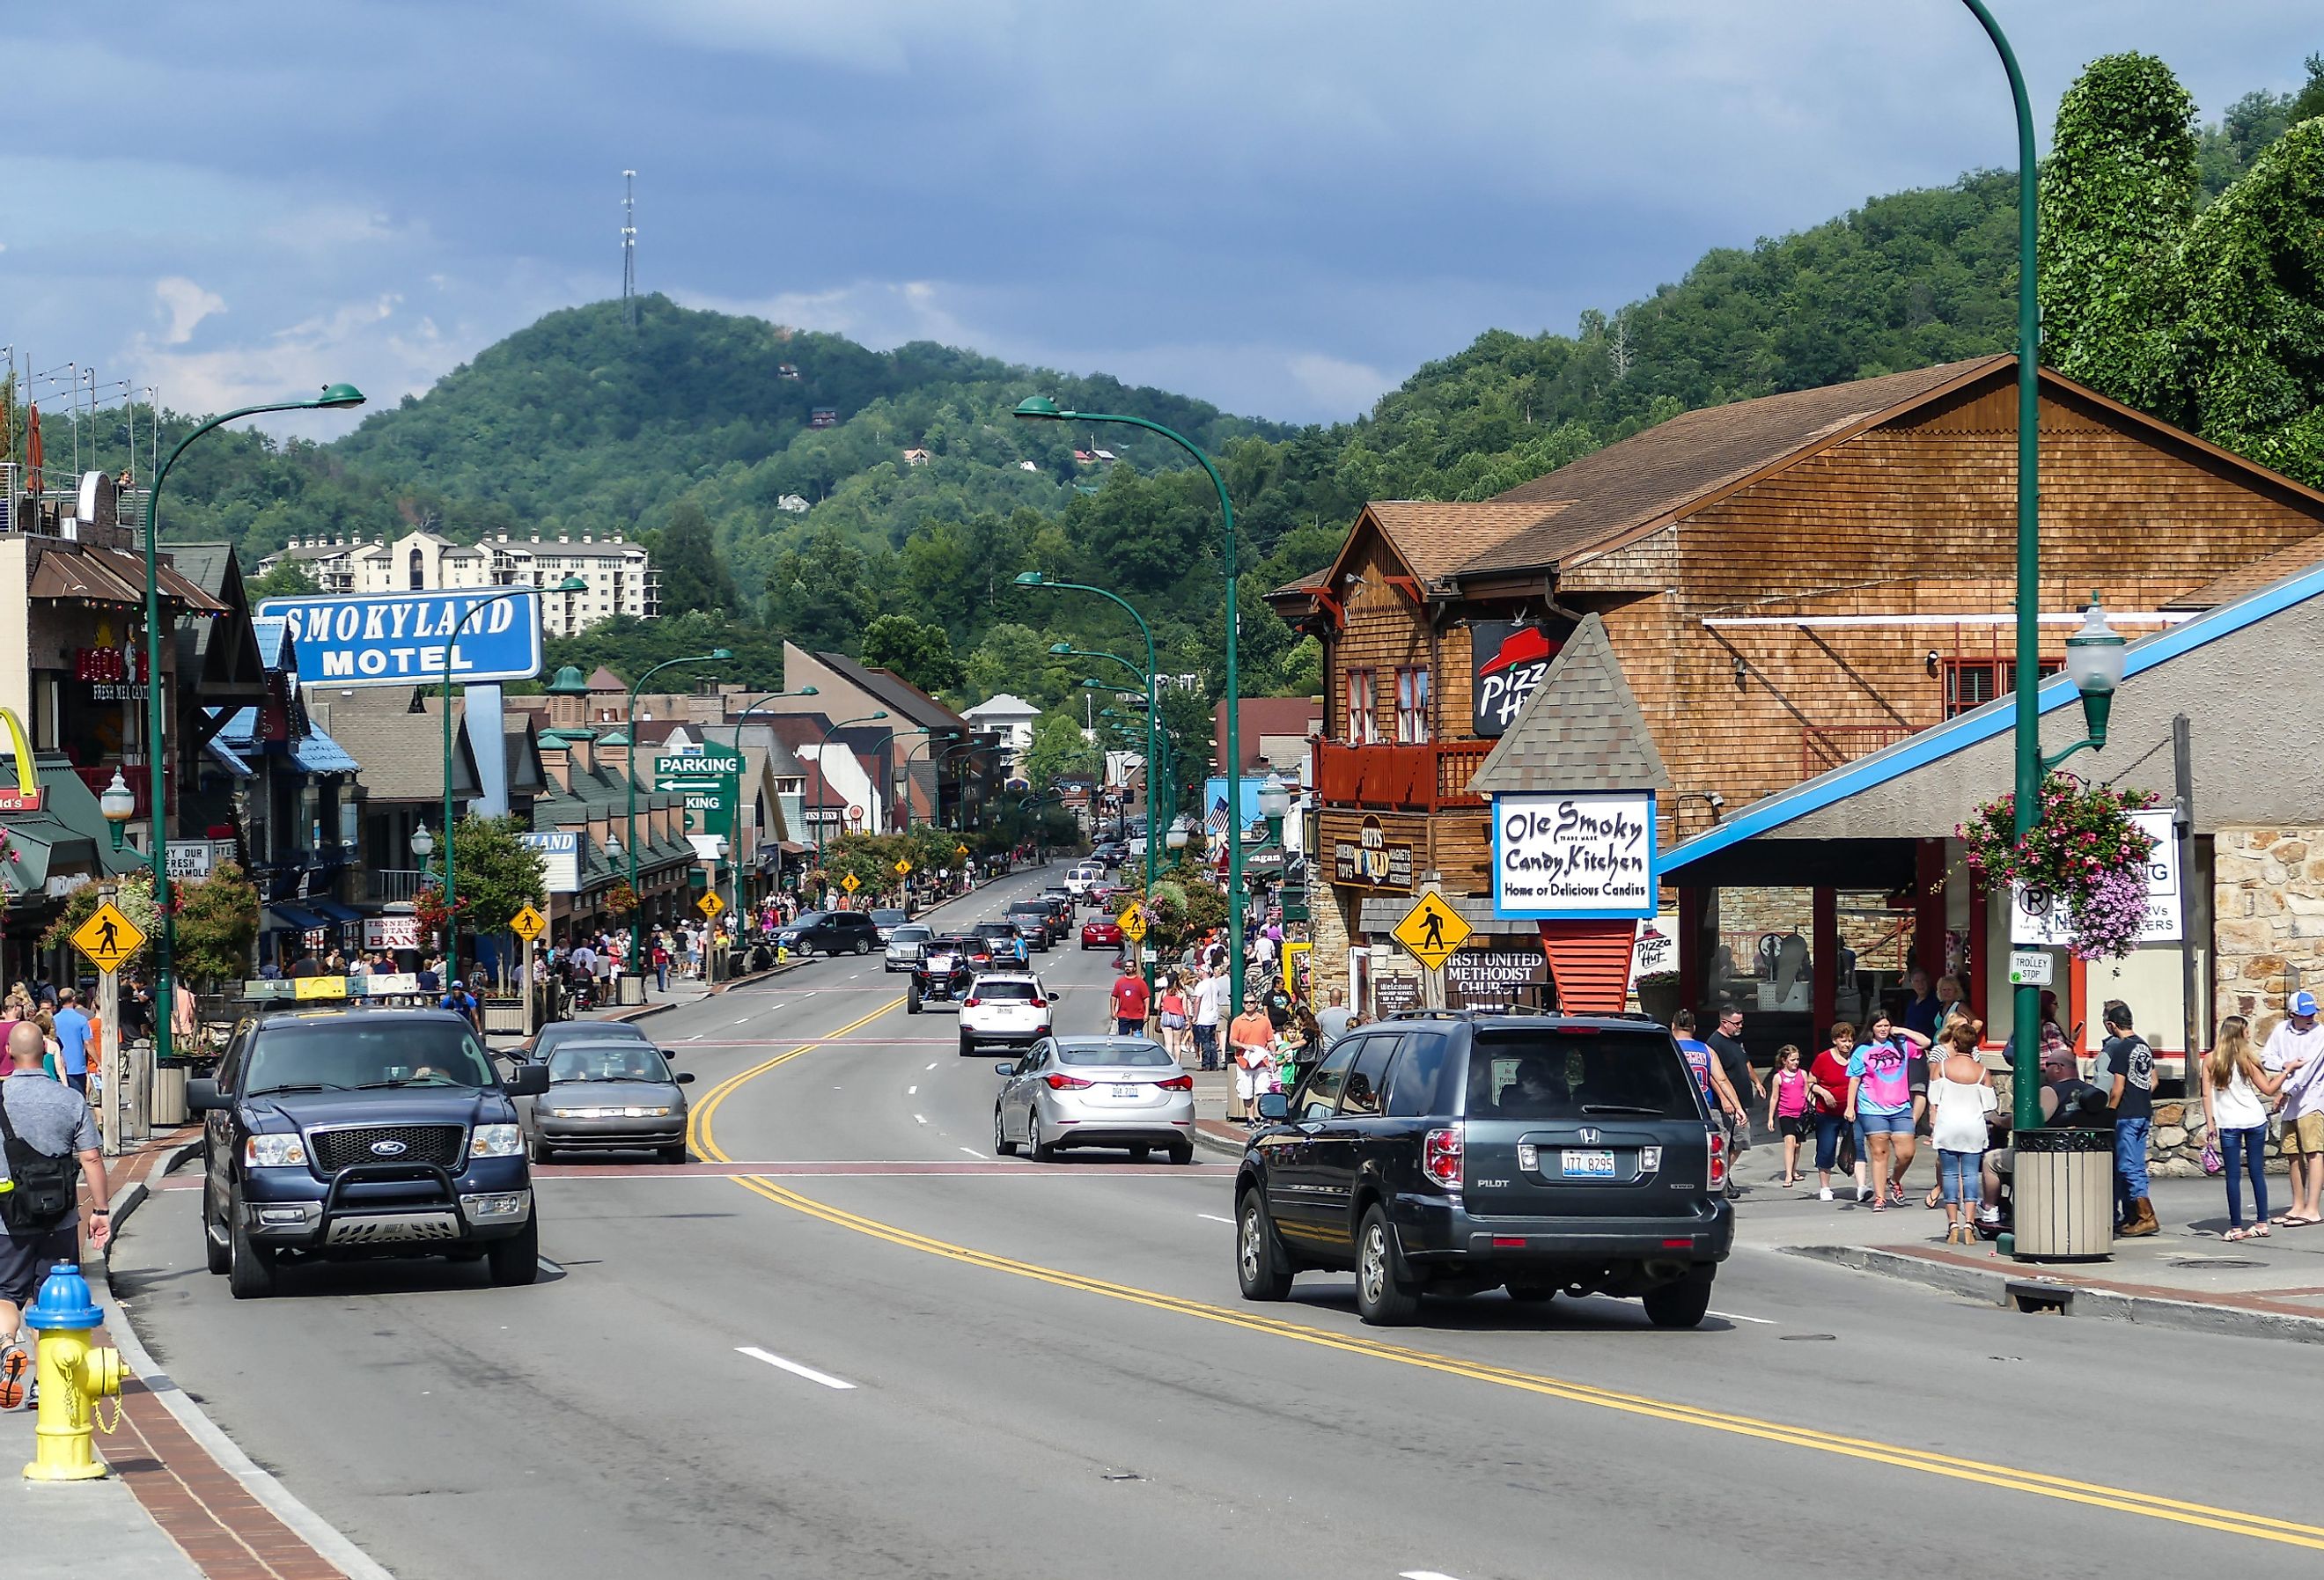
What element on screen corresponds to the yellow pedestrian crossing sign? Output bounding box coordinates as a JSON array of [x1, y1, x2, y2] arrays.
[[954, 843, 969, 859], [510, 904, 548, 943], [71, 900, 147, 974], [840, 872, 860, 894], [894, 857, 913, 876], [1393, 893, 1470, 971], [697, 891, 725, 917], [1118, 906, 1147, 942]]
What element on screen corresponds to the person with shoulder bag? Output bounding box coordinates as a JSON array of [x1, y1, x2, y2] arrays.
[[0, 1020, 112, 1409], [2202, 1014, 2288, 1240]]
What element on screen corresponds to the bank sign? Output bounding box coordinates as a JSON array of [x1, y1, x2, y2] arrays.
[[257, 591, 544, 687], [1490, 790, 1657, 919]]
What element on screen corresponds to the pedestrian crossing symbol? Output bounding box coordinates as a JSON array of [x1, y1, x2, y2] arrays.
[[71, 900, 148, 974], [697, 891, 725, 917], [840, 872, 861, 894], [1118, 906, 1148, 942], [1393, 893, 1469, 971], [953, 843, 969, 859], [894, 857, 913, 876], [510, 904, 548, 943]]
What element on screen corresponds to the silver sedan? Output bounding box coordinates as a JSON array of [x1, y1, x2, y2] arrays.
[[884, 922, 934, 972], [518, 1039, 695, 1163], [992, 1035, 1195, 1165]]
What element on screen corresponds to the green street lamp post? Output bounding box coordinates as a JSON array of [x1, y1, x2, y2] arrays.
[[1014, 400, 1246, 1012], [809, 711, 890, 887], [625, 650, 733, 983], [725, 686, 819, 920], [1015, 571, 1166, 996], [143, 383, 364, 1065], [434, 577, 587, 982]]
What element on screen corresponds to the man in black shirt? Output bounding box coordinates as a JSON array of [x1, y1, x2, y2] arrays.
[[2101, 998, 2159, 1236], [1705, 1006, 1761, 1140]]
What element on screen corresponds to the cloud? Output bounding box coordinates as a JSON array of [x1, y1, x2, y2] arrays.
[[153, 277, 225, 345]]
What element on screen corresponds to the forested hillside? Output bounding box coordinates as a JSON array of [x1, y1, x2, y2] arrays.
[[11, 47, 2317, 794]]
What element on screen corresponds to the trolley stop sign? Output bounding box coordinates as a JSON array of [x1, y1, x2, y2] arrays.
[[1394, 893, 1471, 970], [72, 901, 148, 973]]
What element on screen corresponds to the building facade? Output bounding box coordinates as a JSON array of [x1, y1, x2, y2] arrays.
[[258, 530, 658, 636]]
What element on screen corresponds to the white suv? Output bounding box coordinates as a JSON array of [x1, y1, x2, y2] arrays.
[[958, 973, 1054, 1056]]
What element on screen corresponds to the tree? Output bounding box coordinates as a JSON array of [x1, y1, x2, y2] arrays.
[[655, 499, 739, 615], [1021, 710, 1093, 799], [964, 622, 1066, 709], [175, 862, 261, 985], [444, 813, 548, 935], [860, 614, 962, 694], [243, 558, 318, 602]]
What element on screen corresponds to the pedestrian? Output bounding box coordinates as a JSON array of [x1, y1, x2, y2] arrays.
[[1192, 966, 1227, 1072], [1671, 1010, 1747, 1140], [2100, 999, 2160, 1237], [1808, 1023, 1864, 1202], [2268, 991, 2324, 1228], [1109, 966, 1151, 1038], [1155, 974, 1191, 1066], [1705, 1004, 1761, 1157], [1227, 998, 1276, 1124], [1765, 1045, 1812, 1187], [1848, 1010, 1931, 1209], [441, 978, 481, 1032], [0, 1019, 112, 1410], [2201, 1014, 2288, 1240], [49, 989, 93, 1098], [1901, 968, 1940, 1040], [651, 935, 672, 995], [1927, 1018, 1997, 1243], [1314, 987, 1353, 1046]]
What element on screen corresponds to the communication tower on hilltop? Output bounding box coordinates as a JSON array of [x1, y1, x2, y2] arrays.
[[621, 169, 638, 327]]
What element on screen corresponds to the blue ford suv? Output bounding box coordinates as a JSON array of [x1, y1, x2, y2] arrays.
[[1232, 1010, 1734, 1326], [188, 1007, 551, 1298]]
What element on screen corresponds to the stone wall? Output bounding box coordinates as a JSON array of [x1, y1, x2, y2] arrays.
[[2213, 826, 2324, 1024]]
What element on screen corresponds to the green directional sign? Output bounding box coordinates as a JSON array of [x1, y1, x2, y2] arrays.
[[655, 753, 741, 839]]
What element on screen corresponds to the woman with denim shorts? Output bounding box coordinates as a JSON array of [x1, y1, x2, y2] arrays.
[[1927, 1018, 1997, 1242], [1847, 1011, 1930, 1212]]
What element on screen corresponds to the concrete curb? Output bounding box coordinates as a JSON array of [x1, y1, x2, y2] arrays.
[[99, 1144, 399, 1580], [1784, 1242, 2324, 1346], [1192, 1123, 1247, 1162]]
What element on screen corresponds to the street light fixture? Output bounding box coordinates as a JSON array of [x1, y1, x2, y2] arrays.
[[409, 824, 435, 861], [2045, 595, 2129, 766], [626, 650, 733, 980], [99, 770, 136, 852], [724, 685, 819, 915], [810, 710, 890, 866], [143, 382, 364, 1065]]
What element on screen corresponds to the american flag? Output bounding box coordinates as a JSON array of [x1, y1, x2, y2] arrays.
[[1204, 795, 1230, 834]]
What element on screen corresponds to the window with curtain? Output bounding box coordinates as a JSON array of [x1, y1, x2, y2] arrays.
[[1345, 669, 1378, 744], [1395, 667, 1430, 743]]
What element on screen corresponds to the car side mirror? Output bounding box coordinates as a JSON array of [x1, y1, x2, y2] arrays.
[[995, 1062, 1016, 1077], [660, 1048, 680, 1062], [187, 1077, 222, 1113], [674, 1071, 696, 1084], [1254, 1092, 1290, 1121], [504, 1064, 551, 1098]]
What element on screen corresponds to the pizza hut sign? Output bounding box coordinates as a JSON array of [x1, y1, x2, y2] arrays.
[[1470, 618, 1576, 738]]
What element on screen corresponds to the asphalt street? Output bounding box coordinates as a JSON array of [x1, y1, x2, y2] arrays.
[[114, 863, 2324, 1580]]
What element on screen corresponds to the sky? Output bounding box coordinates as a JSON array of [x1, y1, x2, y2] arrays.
[[1, 2, 2314, 438]]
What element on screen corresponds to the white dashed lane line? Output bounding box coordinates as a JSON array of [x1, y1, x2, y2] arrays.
[[1196, 1213, 1234, 1225], [737, 1346, 857, 1391]]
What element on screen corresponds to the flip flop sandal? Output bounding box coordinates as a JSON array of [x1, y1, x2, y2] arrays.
[[0, 1345, 26, 1412]]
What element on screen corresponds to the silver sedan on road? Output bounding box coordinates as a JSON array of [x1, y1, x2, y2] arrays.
[[518, 1039, 695, 1164], [992, 1035, 1195, 1165]]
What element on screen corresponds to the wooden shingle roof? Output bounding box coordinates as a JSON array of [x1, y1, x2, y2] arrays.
[[1466, 614, 1670, 796], [1364, 501, 1568, 583]]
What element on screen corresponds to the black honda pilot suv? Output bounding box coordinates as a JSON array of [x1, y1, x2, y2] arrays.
[[189, 1007, 551, 1299], [1232, 1010, 1733, 1327]]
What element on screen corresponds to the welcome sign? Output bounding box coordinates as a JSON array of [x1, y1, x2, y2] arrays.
[[1490, 790, 1657, 919]]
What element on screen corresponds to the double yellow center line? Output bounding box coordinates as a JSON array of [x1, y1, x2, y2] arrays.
[[683, 995, 2324, 1552]]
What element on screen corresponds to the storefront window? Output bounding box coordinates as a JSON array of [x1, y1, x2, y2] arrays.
[[1345, 669, 1378, 744]]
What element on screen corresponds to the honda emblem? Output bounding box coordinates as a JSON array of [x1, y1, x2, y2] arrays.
[[1578, 1127, 1601, 1145]]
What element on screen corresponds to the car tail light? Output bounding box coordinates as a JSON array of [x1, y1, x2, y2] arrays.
[[963, 996, 980, 1009], [1030, 997, 1047, 1009], [1044, 1074, 1092, 1091], [1708, 1129, 1728, 1190], [1423, 1125, 1463, 1191], [1156, 1075, 1194, 1091]]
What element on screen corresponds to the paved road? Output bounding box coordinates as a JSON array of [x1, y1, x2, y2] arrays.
[[115, 863, 2324, 1579]]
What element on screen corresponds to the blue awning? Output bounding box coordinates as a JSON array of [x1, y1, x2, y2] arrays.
[[291, 728, 360, 775], [310, 898, 364, 924], [266, 903, 328, 933]]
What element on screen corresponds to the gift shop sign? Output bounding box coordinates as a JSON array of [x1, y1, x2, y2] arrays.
[[1490, 791, 1657, 919]]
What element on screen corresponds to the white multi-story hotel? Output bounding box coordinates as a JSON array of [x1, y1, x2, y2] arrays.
[[256, 530, 659, 636]]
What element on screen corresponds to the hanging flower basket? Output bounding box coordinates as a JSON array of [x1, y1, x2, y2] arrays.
[[606, 880, 639, 915], [1958, 772, 2157, 960]]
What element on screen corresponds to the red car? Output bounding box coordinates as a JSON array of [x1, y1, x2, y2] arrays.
[[1079, 916, 1123, 950], [1090, 882, 1126, 908]]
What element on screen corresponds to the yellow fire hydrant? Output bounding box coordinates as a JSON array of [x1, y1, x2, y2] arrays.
[[21, 1262, 124, 1482]]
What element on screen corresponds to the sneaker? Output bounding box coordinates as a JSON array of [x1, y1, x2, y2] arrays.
[[1819, 1187, 1835, 1202], [1857, 1188, 1875, 1204], [0, 1343, 27, 1411]]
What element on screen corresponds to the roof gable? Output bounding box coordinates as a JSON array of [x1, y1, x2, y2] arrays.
[[1466, 614, 1671, 795]]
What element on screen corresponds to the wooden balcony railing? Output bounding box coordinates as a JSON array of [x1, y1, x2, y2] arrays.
[[1313, 739, 1494, 812]]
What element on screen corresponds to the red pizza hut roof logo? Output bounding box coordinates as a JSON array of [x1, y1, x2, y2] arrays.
[[1474, 621, 1565, 734], [1477, 625, 1558, 678]]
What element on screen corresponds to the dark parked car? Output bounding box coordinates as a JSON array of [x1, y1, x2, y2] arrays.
[[775, 909, 880, 957], [972, 920, 1030, 963], [188, 1007, 551, 1299], [1232, 1010, 1732, 1328], [908, 935, 978, 1013]]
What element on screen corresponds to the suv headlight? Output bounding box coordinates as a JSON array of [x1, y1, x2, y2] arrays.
[[244, 1133, 309, 1168], [470, 1123, 522, 1158]]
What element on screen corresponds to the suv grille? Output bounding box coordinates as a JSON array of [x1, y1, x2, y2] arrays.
[[310, 1124, 465, 1172]]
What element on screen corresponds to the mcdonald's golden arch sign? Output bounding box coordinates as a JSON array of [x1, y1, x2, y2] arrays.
[[0, 708, 42, 813]]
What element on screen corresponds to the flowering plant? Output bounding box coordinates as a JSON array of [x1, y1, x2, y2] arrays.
[[1958, 772, 2156, 959], [606, 879, 639, 915]]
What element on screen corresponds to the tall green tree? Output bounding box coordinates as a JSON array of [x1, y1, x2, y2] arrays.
[[859, 614, 962, 694], [655, 499, 739, 615]]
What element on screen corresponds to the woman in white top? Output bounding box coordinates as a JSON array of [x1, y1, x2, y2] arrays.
[[2201, 1015, 2289, 1240], [1926, 1018, 1997, 1244]]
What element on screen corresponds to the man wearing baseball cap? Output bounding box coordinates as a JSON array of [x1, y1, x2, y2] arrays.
[[2264, 989, 2324, 1225]]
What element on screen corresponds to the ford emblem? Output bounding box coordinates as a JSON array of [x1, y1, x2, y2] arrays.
[[371, 1139, 408, 1157]]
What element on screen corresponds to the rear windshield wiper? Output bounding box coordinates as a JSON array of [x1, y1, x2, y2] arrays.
[[246, 1083, 351, 1096], [1578, 1103, 1667, 1115]]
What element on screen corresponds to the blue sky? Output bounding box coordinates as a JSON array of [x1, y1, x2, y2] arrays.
[[2, 2, 2313, 437]]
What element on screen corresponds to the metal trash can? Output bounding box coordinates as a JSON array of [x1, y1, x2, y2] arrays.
[[2012, 1128, 2114, 1261], [150, 1064, 188, 1128]]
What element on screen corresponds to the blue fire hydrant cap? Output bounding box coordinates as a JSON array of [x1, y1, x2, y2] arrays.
[[25, 1262, 104, 1330]]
